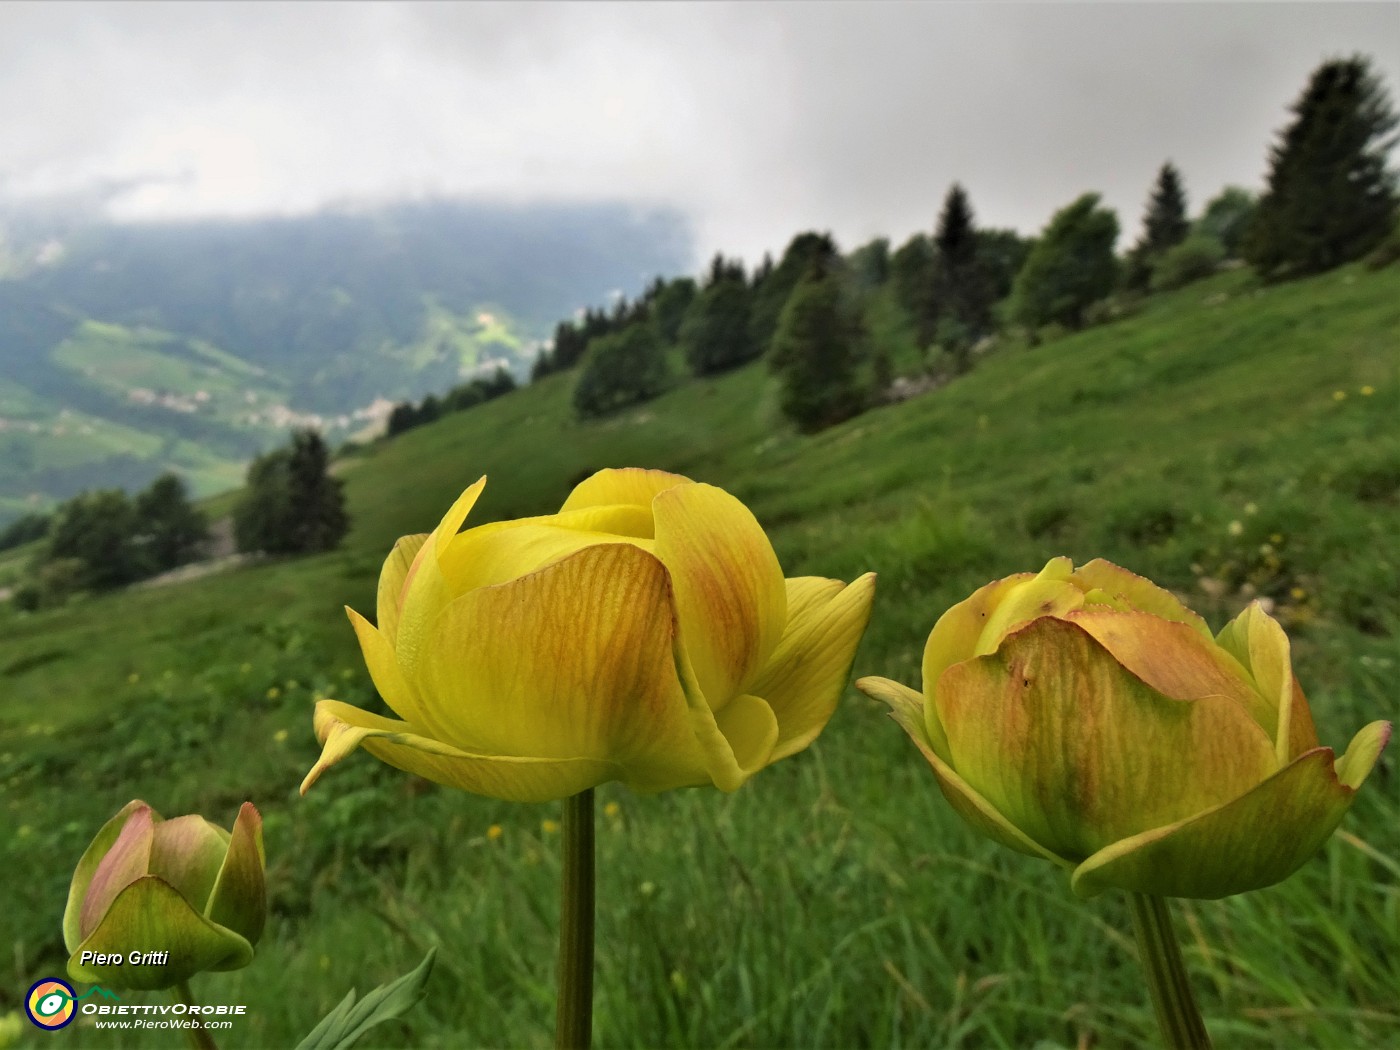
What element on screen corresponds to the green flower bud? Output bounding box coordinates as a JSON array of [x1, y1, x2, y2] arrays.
[[860, 558, 1391, 899], [63, 801, 266, 990]]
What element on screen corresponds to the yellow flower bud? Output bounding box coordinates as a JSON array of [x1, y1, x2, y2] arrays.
[[859, 558, 1390, 900]]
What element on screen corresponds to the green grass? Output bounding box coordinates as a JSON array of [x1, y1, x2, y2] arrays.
[[2, 264, 1398, 1048]]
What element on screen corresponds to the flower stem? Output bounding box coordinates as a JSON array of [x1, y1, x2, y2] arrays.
[[554, 788, 595, 1050], [172, 980, 219, 1050], [1127, 893, 1211, 1049]]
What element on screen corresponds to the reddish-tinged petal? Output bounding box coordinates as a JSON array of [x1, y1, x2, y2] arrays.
[[921, 561, 1083, 752], [652, 482, 786, 710], [1066, 608, 1277, 737], [80, 805, 157, 941], [204, 803, 266, 947], [858, 675, 1072, 867], [1072, 725, 1390, 899], [67, 876, 253, 990], [936, 617, 1277, 861], [149, 816, 229, 914], [63, 800, 148, 953], [1070, 559, 1213, 637]]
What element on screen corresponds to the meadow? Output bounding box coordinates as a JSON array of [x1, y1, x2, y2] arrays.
[[2, 262, 1398, 1048]]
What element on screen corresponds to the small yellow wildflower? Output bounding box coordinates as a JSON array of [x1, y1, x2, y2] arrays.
[[1228, 520, 1244, 537], [1243, 502, 1257, 516], [487, 824, 503, 841], [274, 729, 289, 744], [266, 686, 281, 700], [604, 801, 621, 819], [127, 673, 140, 684], [541, 819, 560, 835], [1333, 390, 1347, 401], [1270, 533, 1283, 544], [1360, 385, 1375, 396], [1290, 587, 1307, 601]]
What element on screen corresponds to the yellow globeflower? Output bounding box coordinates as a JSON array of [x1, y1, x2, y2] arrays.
[[859, 558, 1390, 899], [302, 469, 876, 802]]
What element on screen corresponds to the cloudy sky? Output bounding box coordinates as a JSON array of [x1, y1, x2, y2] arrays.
[[1, 2, 1396, 267]]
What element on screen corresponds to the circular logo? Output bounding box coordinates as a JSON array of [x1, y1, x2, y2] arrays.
[[25, 978, 77, 1030]]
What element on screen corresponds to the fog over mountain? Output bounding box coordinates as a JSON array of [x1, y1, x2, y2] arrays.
[[0, 199, 691, 519]]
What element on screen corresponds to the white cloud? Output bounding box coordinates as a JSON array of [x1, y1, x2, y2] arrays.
[[1, 1, 1396, 268]]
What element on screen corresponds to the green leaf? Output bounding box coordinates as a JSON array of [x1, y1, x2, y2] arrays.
[[293, 948, 436, 1050]]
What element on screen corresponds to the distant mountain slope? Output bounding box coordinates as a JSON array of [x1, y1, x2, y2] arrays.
[[0, 200, 692, 519]]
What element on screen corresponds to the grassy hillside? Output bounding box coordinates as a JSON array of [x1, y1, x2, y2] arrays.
[[2, 263, 1397, 1048]]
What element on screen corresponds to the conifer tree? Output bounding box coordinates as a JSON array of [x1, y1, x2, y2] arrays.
[[234, 429, 348, 555], [1246, 55, 1399, 278], [1124, 163, 1190, 290], [770, 257, 865, 432], [932, 184, 994, 367]]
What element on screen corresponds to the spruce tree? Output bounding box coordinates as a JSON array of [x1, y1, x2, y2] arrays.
[[1246, 55, 1399, 278], [1125, 163, 1190, 290], [234, 429, 348, 555], [932, 184, 994, 366], [770, 258, 865, 432]]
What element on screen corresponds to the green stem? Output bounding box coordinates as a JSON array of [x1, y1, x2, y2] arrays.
[[171, 980, 219, 1050], [1127, 893, 1211, 1049], [554, 788, 595, 1050]]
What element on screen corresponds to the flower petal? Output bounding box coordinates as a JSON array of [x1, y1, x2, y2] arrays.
[[1336, 720, 1391, 789], [858, 675, 1072, 867], [751, 574, 876, 761], [300, 699, 625, 803], [149, 816, 230, 915], [63, 800, 149, 953], [1070, 559, 1213, 638], [1066, 607, 1277, 739], [346, 606, 443, 735], [436, 517, 655, 595], [1216, 602, 1319, 762], [415, 543, 709, 780], [205, 803, 266, 948], [669, 644, 778, 791], [652, 482, 787, 710], [395, 478, 486, 681], [921, 561, 1080, 758], [560, 467, 692, 511], [67, 876, 253, 990], [376, 533, 428, 646], [936, 617, 1277, 861], [80, 805, 157, 942], [1071, 728, 1390, 899]]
